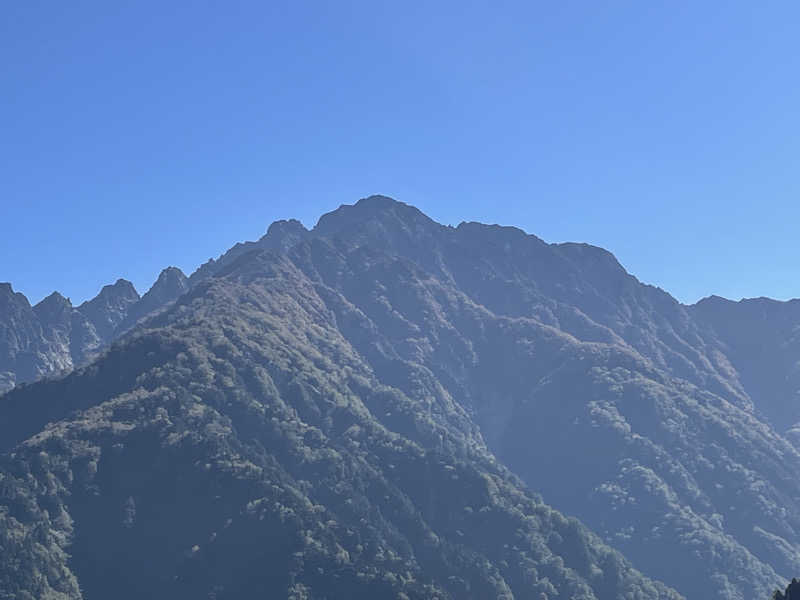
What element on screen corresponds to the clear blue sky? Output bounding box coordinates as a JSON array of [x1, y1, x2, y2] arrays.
[[2, 1, 799, 305]]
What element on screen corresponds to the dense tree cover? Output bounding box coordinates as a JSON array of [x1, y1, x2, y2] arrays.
[[0, 250, 679, 599], [3, 195, 800, 598], [252, 197, 798, 599]]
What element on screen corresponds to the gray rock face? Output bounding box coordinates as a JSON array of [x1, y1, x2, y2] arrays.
[[76, 279, 141, 342], [0, 284, 42, 389], [117, 267, 189, 334], [0, 285, 74, 392], [0, 269, 190, 392]]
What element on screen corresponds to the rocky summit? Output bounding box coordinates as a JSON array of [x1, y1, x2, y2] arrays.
[[0, 268, 188, 394], [1, 196, 799, 599]]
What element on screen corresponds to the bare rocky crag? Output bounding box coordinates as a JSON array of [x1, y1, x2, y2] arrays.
[[0, 267, 188, 393]]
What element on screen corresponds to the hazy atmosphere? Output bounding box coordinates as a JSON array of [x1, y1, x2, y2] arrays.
[[4, 1, 800, 304]]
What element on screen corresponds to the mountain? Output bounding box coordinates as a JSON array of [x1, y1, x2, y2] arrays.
[[0, 268, 188, 393], [75, 278, 141, 342], [0, 284, 86, 392], [691, 296, 800, 441], [2, 195, 800, 599], [0, 243, 679, 600], [268, 197, 800, 599], [117, 266, 189, 335]]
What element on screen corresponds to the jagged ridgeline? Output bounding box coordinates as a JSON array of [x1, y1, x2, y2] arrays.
[[2, 196, 800, 599], [0, 266, 188, 393]]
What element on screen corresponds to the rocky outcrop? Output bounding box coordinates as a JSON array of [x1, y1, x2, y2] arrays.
[[117, 267, 188, 334], [0, 269, 190, 392]]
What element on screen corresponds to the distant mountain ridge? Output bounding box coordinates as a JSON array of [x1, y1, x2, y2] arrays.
[[0, 267, 188, 392], [2, 195, 800, 599]]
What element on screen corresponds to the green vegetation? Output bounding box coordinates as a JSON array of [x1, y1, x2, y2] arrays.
[[0, 249, 680, 598], [4, 196, 800, 599]]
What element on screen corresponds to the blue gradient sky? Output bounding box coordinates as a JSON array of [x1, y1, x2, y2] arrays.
[[2, 1, 799, 305]]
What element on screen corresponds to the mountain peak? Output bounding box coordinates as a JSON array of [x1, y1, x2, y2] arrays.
[[261, 218, 310, 252], [38, 290, 70, 304], [84, 278, 140, 304], [113, 278, 138, 293], [154, 266, 188, 287], [76, 278, 141, 342], [113, 267, 190, 336], [33, 291, 71, 311], [0, 282, 30, 308], [313, 195, 438, 239], [146, 267, 188, 301], [32, 291, 72, 325], [265, 218, 307, 238], [355, 194, 403, 209]]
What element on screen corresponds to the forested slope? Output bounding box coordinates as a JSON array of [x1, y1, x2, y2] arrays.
[[3, 195, 800, 599], [0, 247, 678, 599]]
